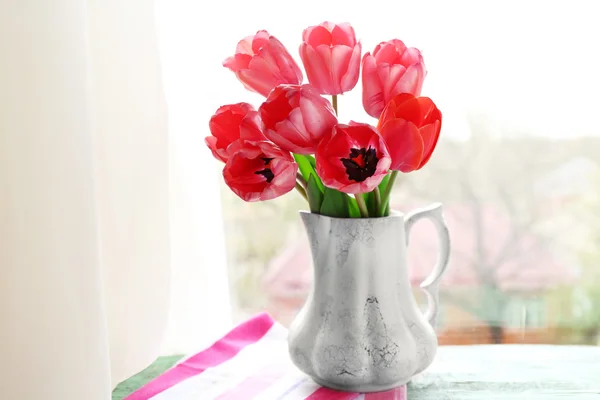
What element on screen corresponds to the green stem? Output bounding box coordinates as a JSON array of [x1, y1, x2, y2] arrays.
[[296, 172, 307, 189], [332, 95, 338, 116], [295, 182, 308, 202], [373, 186, 382, 217], [378, 170, 398, 217], [354, 193, 369, 218]]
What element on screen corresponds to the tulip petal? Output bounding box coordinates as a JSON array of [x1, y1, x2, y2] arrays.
[[250, 53, 284, 81], [362, 53, 385, 118], [327, 128, 354, 156], [265, 119, 312, 154], [223, 53, 252, 71], [400, 47, 423, 65], [340, 43, 362, 93], [259, 86, 295, 127], [305, 25, 332, 47], [373, 41, 402, 64], [380, 119, 424, 172], [392, 95, 425, 124], [235, 35, 254, 55], [299, 94, 337, 142], [251, 30, 271, 54], [255, 49, 280, 77], [267, 37, 304, 84], [205, 136, 228, 163], [261, 160, 297, 201], [236, 68, 278, 97], [239, 111, 266, 142], [393, 62, 426, 97], [380, 63, 407, 103], [315, 45, 335, 93], [271, 158, 298, 183], [300, 43, 330, 93], [330, 45, 354, 94], [417, 120, 441, 169], [368, 135, 392, 173], [301, 25, 316, 43], [418, 97, 441, 123], [286, 107, 310, 142], [331, 23, 356, 46], [339, 123, 380, 148]]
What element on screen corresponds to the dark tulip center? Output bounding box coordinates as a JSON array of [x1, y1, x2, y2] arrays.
[[341, 147, 379, 182], [254, 157, 275, 183]]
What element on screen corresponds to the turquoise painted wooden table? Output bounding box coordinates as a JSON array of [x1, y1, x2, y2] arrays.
[[409, 345, 600, 399], [113, 345, 600, 399]]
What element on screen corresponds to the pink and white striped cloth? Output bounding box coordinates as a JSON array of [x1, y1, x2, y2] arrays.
[[126, 313, 407, 400]]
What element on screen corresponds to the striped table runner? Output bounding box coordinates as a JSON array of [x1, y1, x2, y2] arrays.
[[126, 313, 406, 399]]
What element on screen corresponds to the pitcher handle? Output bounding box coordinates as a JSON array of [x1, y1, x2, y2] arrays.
[[405, 203, 450, 327]]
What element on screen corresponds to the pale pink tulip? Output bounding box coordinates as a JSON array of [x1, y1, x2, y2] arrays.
[[223, 30, 303, 97], [362, 39, 426, 118], [299, 22, 362, 95], [259, 84, 338, 154]]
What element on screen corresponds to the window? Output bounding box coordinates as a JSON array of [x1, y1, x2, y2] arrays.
[[210, 1, 600, 345]]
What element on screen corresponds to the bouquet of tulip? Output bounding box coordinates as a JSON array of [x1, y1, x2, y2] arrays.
[[206, 22, 441, 218]]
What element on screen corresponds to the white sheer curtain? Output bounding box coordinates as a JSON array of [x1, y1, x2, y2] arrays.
[[156, 1, 233, 356], [0, 1, 230, 399]]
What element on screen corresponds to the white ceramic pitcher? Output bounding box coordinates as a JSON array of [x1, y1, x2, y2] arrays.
[[287, 204, 450, 392]]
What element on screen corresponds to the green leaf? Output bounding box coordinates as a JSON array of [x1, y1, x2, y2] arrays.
[[348, 197, 361, 218], [366, 173, 391, 216], [293, 154, 324, 192], [307, 175, 324, 213], [320, 187, 350, 218]]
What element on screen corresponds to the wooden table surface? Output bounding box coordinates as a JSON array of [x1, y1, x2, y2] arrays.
[[408, 345, 600, 399]]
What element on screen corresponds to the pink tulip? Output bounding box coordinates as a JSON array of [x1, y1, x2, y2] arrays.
[[316, 123, 391, 194], [223, 141, 298, 202], [299, 22, 362, 95], [223, 30, 303, 97], [205, 103, 265, 163], [259, 84, 338, 154], [362, 39, 426, 118]]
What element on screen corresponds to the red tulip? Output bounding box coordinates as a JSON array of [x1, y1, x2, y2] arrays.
[[223, 141, 298, 202], [362, 39, 426, 118], [377, 93, 442, 172], [299, 22, 362, 95], [316, 123, 391, 194], [259, 84, 338, 154], [205, 103, 266, 163], [223, 30, 303, 97]]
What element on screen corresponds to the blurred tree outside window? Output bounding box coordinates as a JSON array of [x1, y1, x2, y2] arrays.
[[221, 117, 600, 344]]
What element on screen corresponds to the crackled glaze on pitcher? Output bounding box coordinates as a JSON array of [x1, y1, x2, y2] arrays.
[[287, 204, 450, 392]]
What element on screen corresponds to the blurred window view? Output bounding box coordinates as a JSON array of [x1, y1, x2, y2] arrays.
[[208, 1, 600, 345]]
